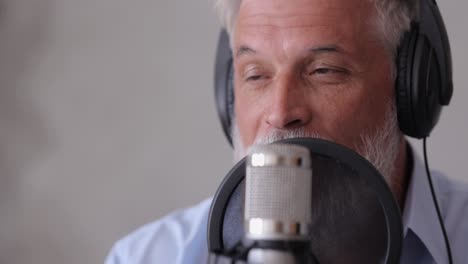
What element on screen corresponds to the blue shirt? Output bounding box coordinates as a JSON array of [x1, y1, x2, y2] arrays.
[[106, 150, 468, 264]]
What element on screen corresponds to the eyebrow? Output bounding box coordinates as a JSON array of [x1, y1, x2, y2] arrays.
[[235, 45, 257, 59], [235, 44, 345, 59], [309, 45, 344, 55]]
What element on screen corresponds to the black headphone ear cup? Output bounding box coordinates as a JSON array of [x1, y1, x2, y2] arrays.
[[397, 28, 443, 138], [412, 35, 443, 137], [395, 0, 452, 139], [395, 25, 442, 138], [396, 30, 418, 137], [214, 29, 234, 145], [227, 62, 235, 138]]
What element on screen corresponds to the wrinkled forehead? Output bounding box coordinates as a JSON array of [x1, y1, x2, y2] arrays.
[[236, 0, 376, 32], [237, 0, 375, 17], [234, 0, 379, 57]]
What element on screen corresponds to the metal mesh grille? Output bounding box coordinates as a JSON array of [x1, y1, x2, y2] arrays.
[[245, 166, 311, 222], [245, 144, 312, 223]]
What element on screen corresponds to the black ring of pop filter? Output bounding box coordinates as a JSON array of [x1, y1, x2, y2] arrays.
[[207, 138, 403, 263]]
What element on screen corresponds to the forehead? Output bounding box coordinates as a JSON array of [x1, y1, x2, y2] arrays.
[[235, 0, 378, 55], [237, 0, 374, 24]]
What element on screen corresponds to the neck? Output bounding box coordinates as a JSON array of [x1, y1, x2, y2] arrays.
[[390, 137, 411, 210]]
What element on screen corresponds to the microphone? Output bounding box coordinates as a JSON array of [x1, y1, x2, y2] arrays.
[[207, 138, 403, 264], [244, 143, 314, 263]]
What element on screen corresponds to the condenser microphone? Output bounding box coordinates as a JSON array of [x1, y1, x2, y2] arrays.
[[244, 144, 312, 264], [243, 143, 315, 264], [207, 138, 403, 264]]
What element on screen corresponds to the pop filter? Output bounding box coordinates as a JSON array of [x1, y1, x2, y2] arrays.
[[207, 138, 403, 264]]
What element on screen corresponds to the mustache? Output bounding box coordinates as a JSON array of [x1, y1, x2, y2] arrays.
[[232, 125, 334, 163], [253, 127, 331, 145]]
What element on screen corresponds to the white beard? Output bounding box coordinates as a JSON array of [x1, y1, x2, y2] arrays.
[[231, 102, 401, 185]]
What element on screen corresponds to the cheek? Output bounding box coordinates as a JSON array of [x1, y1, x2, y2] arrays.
[[318, 81, 392, 147], [234, 89, 262, 147], [341, 59, 394, 134]]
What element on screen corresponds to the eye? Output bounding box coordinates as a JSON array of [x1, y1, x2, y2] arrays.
[[310, 67, 340, 75], [246, 74, 264, 82], [306, 65, 349, 84], [243, 66, 269, 83]]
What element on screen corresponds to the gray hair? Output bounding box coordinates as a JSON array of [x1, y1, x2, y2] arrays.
[[214, 0, 418, 57]]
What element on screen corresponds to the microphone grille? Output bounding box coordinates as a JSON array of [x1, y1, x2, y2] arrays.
[[245, 143, 312, 224]]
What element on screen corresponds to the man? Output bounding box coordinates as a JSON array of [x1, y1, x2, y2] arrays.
[[106, 0, 468, 263]]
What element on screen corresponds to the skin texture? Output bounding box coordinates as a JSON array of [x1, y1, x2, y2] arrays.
[[232, 0, 408, 204]]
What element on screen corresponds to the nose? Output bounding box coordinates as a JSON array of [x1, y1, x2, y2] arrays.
[[266, 74, 312, 130]]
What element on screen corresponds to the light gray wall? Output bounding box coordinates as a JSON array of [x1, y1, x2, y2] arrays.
[[0, 0, 466, 264]]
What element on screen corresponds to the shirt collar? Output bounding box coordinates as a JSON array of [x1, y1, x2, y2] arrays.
[[402, 144, 447, 264]]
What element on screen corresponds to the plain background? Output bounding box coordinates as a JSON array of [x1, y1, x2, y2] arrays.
[[0, 0, 466, 263]]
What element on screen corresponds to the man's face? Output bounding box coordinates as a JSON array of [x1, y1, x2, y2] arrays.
[[233, 0, 396, 153]]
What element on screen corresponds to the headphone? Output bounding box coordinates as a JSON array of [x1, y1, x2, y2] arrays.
[[214, 0, 453, 146]]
